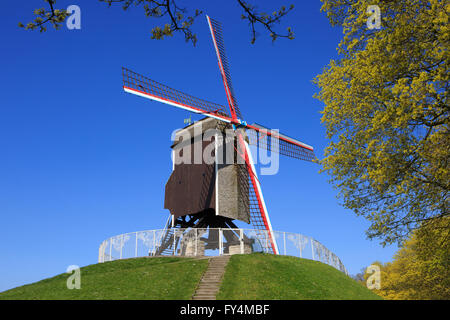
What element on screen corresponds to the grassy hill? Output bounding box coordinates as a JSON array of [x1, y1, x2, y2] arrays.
[[0, 257, 209, 300], [217, 254, 381, 299], [0, 254, 381, 300]]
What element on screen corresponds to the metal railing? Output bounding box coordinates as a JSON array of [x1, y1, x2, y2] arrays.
[[98, 228, 348, 275]]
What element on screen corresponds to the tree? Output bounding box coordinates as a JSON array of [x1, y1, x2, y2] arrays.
[[351, 267, 367, 284], [314, 0, 449, 246], [19, 0, 295, 45], [365, 217, 450, 300]]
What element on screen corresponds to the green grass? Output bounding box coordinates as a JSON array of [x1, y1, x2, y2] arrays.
[[0, 257, 209, 300], [0, 254, 381, 300], [217, 253, 382, 300]]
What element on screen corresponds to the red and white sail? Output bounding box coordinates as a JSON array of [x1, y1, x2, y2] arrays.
[[206, 15, 243, 122], [122, 67, 232, 124]]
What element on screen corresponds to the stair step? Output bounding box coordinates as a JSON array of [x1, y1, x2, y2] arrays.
[[203, 272, 224, 276], [191, 255, 231, 301], [195, 289, 219, 293], [196, 288, 220, 292], [205, 268, 226, 271], [200, 278, 222, 282]]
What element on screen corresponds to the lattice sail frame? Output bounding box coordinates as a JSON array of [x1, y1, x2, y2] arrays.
[[206, 16, 243, 121], [122, 67, 231, 123], [239, 139, 279, 254], [246, 124, 315, 161], [122, 67, 315, 162]]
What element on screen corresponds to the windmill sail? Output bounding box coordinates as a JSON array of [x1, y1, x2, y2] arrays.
[[241, 139, 279, 254], [122, 67, 232, 123], [246, 123, 316, 161], [206, 16, 243, 120]]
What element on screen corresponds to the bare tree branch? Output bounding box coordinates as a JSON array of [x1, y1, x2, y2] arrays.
[[20, 0, 296, 45], [236, 0, 295, 43]]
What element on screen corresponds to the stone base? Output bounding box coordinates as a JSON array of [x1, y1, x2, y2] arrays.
[[228, 243, 252, 255], [182, 239, 205, 256]]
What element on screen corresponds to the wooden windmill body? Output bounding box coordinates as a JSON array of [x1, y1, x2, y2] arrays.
[[165, 117, 250, 226]]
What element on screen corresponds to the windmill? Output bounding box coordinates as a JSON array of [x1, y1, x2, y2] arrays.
[[122, 16, 315, 256]]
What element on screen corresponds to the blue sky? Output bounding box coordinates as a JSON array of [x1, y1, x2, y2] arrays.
[[0, 0, 398, 292]]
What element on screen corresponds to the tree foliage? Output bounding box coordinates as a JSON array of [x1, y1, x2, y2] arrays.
[[314, 0, 449, 245], [18, 0, 70, 32], [19, 0, 295, 45], [366, 217, 450, 300]]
